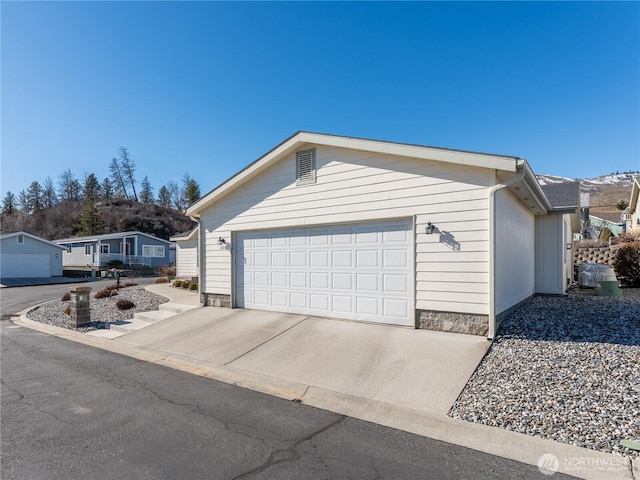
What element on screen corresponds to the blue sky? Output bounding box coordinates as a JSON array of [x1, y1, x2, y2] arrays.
[[2, 1, 638, 200]]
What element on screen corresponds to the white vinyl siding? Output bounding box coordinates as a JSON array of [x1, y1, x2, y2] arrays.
[[201, 145, 493, 316], [495, 188, 535, 313], [143, 245, 165, 257], [176, 239, 198, 278]]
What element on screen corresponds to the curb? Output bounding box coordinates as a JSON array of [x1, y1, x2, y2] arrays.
[[13, 314, 636, 480]]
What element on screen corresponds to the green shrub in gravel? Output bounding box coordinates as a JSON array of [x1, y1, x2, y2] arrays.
[[613, 241, 640, 287], [182, 281, 191, 289], [189, 283, 198, 291], [116, 299, 135, 310], [173, 280, 183, 288]]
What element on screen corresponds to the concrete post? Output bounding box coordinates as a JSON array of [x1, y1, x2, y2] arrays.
[[69, 286, 92, 329]]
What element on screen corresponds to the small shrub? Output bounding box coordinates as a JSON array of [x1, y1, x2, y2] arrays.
[[105, 284, 120, 291], [122, 281, 138, 288], [182, 281, 191, 289], [173, 280, 183, 288], [613, 242, 640, 287], [116, 299, 135, 310], [63, 305, 71, 316], [189, 283, 198, 291], [61, 292, 70, 302], [158, 265, 176, 277], [95, 288, 118, 299], [618, 232, 640, 244], [107, 260, 124, 269], [155, 277, 169, 284], [574, 239, 606, 248]]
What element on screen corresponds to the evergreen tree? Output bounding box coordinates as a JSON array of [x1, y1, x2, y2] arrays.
[[157, 185, 171, 208], [75, 197, 105, 235], [101, 177, 114, 200], [2, 191, 17, 215], [181, 173, 201, 207], [84, 173, 100, 201], [140, 176, 154, 204], [27, 181, 43, 213]]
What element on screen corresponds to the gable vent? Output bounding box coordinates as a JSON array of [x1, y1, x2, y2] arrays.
[[296, 149, 316, 185]]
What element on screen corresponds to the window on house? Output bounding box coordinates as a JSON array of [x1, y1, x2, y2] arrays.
[[100, 244, 109, 254], [17, 234, 24, 244], [296, 148, 316, 185], [85, 245, 92, 255], [143, 245, 165, 257]]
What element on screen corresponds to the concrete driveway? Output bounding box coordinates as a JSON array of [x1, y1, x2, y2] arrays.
[[116, 307, 490, 417]]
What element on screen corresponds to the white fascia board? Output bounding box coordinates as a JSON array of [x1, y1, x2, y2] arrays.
[[302, 132, 520, 172], [187, 131, 521, 216], [520, 160, 552, 214]]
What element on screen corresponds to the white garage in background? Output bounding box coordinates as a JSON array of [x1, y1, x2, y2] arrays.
[[0, 231, 65, 278], [186, 132, 575, 338]]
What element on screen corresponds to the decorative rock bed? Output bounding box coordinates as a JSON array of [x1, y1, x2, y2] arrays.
[[449, 289, 640, 459], [27, 286, 169, 332]]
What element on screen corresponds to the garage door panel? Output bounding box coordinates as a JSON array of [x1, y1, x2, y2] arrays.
[[1, 253, 51, 278], [235, 220, 413, 326]]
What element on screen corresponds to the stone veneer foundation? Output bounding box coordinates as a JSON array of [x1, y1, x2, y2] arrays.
[[416, 310, 489, 336], [201, 293, 231, 308]]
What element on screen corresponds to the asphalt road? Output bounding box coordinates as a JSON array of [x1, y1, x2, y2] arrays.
[[0, 276, 158, 319], [1, 285, 577, 480]]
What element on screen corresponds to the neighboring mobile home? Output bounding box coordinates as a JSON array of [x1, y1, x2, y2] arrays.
[[0, 231, 66, 278], [55, 231, 173, 268], [170, 227, 199, 279], [186, 132, 568, 338]]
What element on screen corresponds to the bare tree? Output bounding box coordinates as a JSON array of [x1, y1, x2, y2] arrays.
[[109, 157, 128, 199], [118, 147, 138, 201], [42, 177, 58, 208], [58, 169, 77, 201]]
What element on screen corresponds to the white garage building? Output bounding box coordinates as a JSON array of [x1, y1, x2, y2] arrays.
[[187, 132, 569, 338], [0, 231, 65, 278]]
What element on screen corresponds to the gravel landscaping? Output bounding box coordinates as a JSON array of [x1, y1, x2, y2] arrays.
[[27, 285, 169, 332], [449, 289, 640, 459]]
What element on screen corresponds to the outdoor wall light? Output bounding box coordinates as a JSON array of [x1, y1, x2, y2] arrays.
[[217, 237, 227, 245], [426, 222, 435, 235]]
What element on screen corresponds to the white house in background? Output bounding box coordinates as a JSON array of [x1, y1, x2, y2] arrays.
[[55, 231, 173, 268], [170, 227, 199, 279], [186, 132, 564, 338], [0, 231, 66, 278], [536, 182, 581, 295], [622, 176, 640, 234]]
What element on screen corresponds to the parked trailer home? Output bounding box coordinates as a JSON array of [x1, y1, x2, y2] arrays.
[[186, 132, 577, 338], [55, 231, 173, 269]]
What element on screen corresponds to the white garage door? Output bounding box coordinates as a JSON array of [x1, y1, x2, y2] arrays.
[[1, 253, 51, 278], [235, 220, 413, 326]]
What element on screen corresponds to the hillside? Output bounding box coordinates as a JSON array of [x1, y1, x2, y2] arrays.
[[537, 173, 637, 223], [0, 199, 195, 241]]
